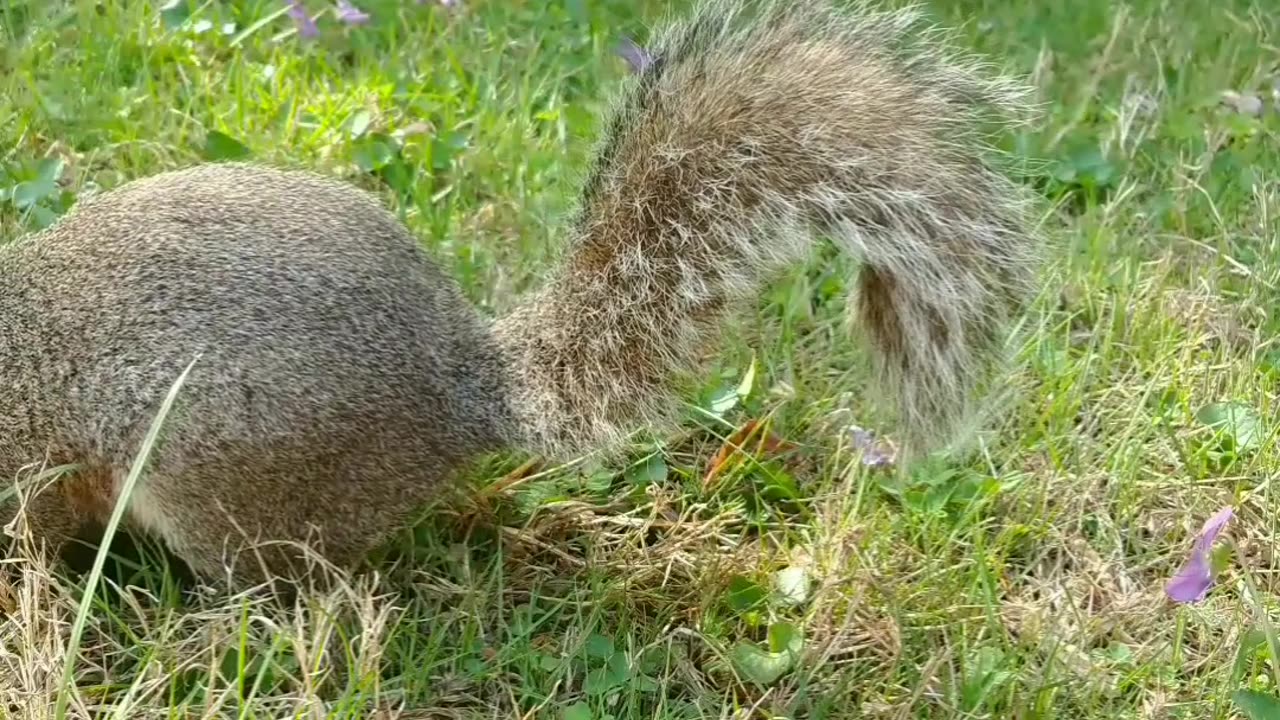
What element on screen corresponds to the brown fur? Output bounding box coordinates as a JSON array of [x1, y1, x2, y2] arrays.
[[58, 465, 115, 523], [0, 0, 1040, 588]]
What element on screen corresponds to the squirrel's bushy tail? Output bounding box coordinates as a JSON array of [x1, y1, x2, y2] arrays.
[[493, 0, 1039, 459]]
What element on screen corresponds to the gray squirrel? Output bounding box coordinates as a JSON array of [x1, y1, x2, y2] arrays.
[[0, 0, 1039, 587]]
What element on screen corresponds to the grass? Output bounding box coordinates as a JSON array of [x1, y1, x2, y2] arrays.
[[1, 0, 1279, 717]]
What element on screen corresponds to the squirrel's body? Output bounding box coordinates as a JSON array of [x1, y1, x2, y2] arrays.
[[1, 165, 518, 579], [1, 0, 1039, 586]]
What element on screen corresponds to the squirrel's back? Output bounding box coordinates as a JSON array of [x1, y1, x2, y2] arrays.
[[1, 0, 1040, 587], [3, 163, 512, 454]]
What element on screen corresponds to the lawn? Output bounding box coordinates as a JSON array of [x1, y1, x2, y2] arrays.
[[2, 0, 1279, 717]]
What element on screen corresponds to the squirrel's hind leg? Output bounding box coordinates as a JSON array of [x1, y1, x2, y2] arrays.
[[125, 438, 447, 591], [2, 461, 111, 560]]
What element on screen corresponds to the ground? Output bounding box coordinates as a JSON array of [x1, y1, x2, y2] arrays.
[[1, 0, 1278, 718]]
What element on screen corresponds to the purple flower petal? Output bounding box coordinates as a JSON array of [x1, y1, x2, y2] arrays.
[[848, 425, 897, 469], [335, 0, 370, 25], [1166, 505, 1234, 603], [287, 0, 319, 38], [616, 38, 654, 74], [1166, 560, 1213, 603]]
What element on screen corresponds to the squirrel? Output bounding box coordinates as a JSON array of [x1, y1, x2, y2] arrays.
[[0, 0, 1039, 588]]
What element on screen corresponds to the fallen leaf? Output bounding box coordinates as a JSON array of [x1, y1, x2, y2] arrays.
[[702, 418, 795, 488]]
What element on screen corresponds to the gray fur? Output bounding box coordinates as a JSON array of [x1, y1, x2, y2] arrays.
[[1, 165, 518, 583], [0, 0, 1039, 587]]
